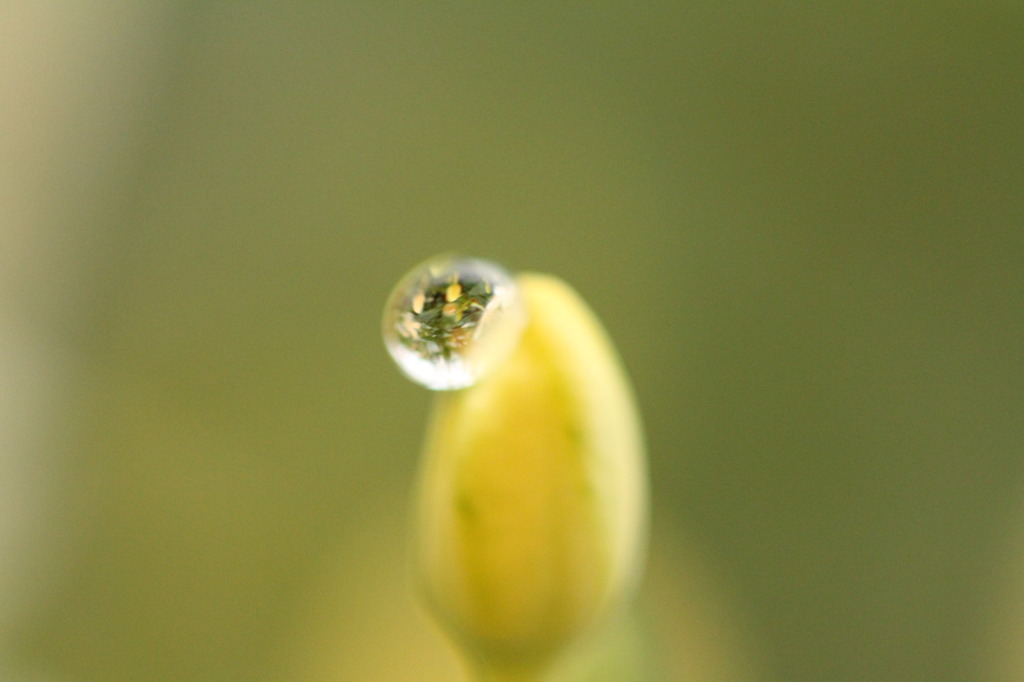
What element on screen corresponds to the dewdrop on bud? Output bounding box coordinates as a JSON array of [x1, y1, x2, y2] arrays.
[[382, 255, 526, 390]]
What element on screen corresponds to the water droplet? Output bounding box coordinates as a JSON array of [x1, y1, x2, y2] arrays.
[[382, 254, 526, 390]]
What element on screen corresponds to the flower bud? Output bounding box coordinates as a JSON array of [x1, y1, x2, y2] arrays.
[[414, 273, 648, 679]]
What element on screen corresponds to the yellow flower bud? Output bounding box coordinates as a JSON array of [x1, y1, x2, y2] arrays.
[[414, 273, 648, 680]]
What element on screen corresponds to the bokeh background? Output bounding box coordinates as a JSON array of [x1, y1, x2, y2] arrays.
[[3, 3, 1023, 681]]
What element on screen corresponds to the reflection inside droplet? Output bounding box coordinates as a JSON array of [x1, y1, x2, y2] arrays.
[[382, 254, 525, 390]]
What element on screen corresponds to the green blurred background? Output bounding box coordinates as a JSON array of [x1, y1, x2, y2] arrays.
[[2, 3, 1023, 680]]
